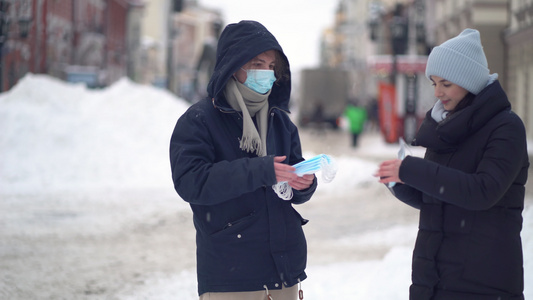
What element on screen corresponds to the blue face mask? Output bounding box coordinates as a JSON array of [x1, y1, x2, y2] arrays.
[[243, 69, 276, 94]]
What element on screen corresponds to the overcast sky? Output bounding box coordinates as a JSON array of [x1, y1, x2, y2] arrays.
[[199, 0, 338, 73]]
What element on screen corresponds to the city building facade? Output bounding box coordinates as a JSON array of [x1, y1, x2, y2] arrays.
[[140, 0, 221, 102], [321, 0, 533, 141], [505, 0, 533, 139], [0, 0, 144, 91]]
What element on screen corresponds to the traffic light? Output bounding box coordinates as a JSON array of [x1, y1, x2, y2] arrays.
[[390, 17, 408, 55], [390, 4, 408, 55]]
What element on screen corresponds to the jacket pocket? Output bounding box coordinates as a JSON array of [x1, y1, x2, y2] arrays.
[[291, 207, 309, 225], [210, 210, 258, 238]]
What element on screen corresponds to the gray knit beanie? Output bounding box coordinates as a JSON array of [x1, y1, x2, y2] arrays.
[[425, 28, 489, 95]]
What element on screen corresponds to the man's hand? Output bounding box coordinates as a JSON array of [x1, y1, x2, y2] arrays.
[[288, 174, 314, 190], [274, 156, 297, 183], [274, 156, 315, 190]]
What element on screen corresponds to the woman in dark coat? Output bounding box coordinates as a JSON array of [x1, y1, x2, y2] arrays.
[[375, 29, 529, 300], [169, 20, 317, 299]]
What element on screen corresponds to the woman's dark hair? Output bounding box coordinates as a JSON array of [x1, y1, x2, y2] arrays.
[[448, 92, 476, 116]]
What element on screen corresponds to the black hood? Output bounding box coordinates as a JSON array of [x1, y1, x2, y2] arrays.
[[207, 20, 291, 111]]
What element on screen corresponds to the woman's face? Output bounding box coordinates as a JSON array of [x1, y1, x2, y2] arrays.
[[234, 50, 276, 84], [430, 75, 469, 111]]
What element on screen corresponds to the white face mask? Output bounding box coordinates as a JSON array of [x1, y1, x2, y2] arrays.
[[242, 69, 276, 94]]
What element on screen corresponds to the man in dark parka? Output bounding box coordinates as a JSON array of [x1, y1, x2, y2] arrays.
[[375, 29, 529, 299], [169, 20, 317, 299]]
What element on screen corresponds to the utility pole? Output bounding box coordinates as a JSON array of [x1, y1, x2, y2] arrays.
[[389, 4, 414, 143], [166, 0, 183, 94], [166, 0, 174, 92], [390, 3, 408, 85], [0, 0, 10, 93]]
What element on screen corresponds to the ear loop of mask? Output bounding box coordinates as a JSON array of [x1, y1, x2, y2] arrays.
[[273, 154, 337, 200]]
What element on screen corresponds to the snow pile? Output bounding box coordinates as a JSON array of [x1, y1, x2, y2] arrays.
[[114, 207, 533, 300], [0, 74, 189, 194]]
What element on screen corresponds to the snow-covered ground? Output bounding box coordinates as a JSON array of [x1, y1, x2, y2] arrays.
[[0, 74, 531, 299]]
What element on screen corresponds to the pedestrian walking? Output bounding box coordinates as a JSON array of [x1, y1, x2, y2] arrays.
[[344, 101, 367, 147]]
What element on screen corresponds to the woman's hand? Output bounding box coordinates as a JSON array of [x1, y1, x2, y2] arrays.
[[374, 159, 404, 184]]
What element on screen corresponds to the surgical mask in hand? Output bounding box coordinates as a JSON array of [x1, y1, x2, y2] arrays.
[[292, 154, 337, 183], [243, 69, 276, 94], [388, 137, 408, 188], [273, 154, 337, 200]]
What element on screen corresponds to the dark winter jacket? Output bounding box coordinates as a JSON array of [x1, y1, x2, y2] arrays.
[[169, 20, 317, 296], [392, 80, 528, 300]]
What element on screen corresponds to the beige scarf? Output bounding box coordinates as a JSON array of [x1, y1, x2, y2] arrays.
[[224, 77, 270, 156]]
